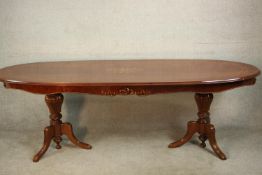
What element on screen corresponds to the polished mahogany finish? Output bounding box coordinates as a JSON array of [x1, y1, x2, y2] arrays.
[[0, 59, 260, 162], [0, 60, 260, 94], [168, 93, 226, 160], [33, 94, 91, 162]]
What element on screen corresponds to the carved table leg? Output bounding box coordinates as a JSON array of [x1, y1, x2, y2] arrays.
[[169, 93, 227, 160], [33, 93, 92, 162]]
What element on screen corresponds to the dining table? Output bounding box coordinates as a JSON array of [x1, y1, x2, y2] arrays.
[[0, 59, 260, 162]]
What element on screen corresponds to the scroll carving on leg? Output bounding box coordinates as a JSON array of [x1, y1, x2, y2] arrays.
[[33, 93, 92, 162], [168, 93, 227, 160]]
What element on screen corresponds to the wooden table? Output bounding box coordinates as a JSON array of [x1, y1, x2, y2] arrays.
[[0, 59, 260, 162]]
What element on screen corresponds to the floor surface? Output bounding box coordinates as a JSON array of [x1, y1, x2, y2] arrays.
[[0, 126, 262, 175]]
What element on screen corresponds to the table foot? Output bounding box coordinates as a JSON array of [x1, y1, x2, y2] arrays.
[[206, 124, 227, 160], [33, 126, 54, 162], [169, 93, 227, 160], [168, 121, 197, 148], [61, 122, 92, 149], [33, 94, 92, 162]]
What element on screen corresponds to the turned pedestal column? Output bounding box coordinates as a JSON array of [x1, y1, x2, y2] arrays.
[[33, 93, 92, 162], [168, 93, 226, 160]]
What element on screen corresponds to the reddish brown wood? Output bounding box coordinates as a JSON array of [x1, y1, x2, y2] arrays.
[[2, 78, 257, 95], [169, 93, 226, 160], [33, 94, 91, 162], [0, 59, 260, 162], [0, 60, 260, 95]]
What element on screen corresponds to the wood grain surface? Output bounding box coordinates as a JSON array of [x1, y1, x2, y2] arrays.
[[0, 59, 260, 94]]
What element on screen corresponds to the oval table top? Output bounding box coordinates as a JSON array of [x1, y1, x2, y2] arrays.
[[0, 59, 260, 94]]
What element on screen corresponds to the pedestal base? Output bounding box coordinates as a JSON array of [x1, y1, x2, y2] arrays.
[[168, 93, 227, 160], [168, 121, 226, 160], [33, 94, 91, 162]]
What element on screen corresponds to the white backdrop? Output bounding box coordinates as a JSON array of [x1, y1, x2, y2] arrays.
[[0, 1, 262, 174]]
